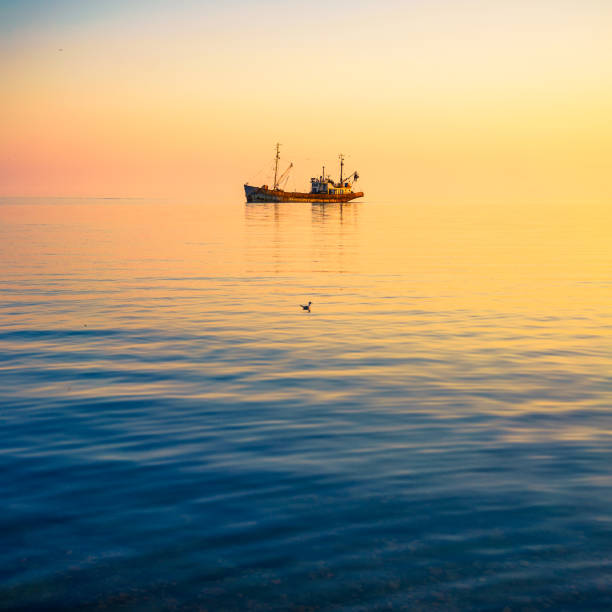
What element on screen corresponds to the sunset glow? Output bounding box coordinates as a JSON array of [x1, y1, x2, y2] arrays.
[[2, 0, 611, 203]]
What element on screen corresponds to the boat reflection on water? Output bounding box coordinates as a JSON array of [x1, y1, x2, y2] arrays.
[[311, 202, 359, 227], [244, 201, 360, 228], [244, 201, 361, 277]]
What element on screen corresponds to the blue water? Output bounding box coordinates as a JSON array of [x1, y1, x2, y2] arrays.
[[1, 198, 611, 610]]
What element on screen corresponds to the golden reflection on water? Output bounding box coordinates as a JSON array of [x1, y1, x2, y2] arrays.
[[243, 199, 611, 318], [0, 198, 611, 443], [1, 198, 610, 324]]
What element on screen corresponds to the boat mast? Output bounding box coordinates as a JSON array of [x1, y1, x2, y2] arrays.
[[273, 143, 281, 190], [339, 153, 344, 183]]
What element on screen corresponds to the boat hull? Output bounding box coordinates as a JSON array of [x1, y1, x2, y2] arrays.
[[244, 184, 363, 204]]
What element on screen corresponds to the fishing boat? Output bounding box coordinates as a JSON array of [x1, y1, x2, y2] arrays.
[[244, 144, 364, 203]]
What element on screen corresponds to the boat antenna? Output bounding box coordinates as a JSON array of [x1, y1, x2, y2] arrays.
[[273, 143, 281, 190], [339, 153, 344, 183]]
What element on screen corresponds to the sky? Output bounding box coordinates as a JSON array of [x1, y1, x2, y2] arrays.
[[1, 0, 611, 203]]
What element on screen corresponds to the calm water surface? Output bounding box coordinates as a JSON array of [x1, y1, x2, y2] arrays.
[[1, 198, 611, 610]]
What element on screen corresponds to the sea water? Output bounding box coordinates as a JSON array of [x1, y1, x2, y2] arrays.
[[1, 198, 611, 610]]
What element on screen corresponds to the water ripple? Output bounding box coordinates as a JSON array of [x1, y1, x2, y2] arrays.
[[1, 199, 611, 610]]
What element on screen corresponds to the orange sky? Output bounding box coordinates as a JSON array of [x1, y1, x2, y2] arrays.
[[1, 0, 611, 203]]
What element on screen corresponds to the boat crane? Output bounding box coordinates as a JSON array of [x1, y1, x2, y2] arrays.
[[276, 162, 293, 190]]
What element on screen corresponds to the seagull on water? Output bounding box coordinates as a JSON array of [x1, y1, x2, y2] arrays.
[[300, 301, 312, 312]]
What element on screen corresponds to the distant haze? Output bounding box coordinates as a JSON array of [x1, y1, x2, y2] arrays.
[[1, 0, 611, 204]]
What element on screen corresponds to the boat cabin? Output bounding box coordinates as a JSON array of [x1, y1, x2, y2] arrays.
[[310, 176, 352, 195]]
